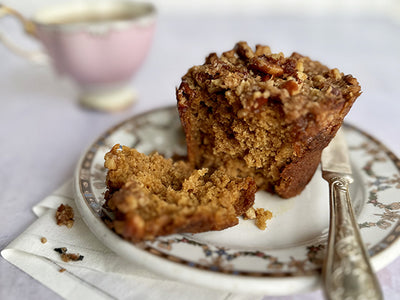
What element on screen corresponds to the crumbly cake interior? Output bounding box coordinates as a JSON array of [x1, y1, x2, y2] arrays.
[[177, 41, 361, 198], [104, 144, 256, 241]]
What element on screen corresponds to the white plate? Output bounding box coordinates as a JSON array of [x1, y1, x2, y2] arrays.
[[74, 106, 400, 295]]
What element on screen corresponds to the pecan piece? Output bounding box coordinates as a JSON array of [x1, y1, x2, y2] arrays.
[[281, 80, 300, 96], [343, 74, 358, 86], [235, 41, 254, 60], [255, 44, 272, 56], [282, 58, 298, 76], [331, 68, 342, 80], [205, 53, 218, 64], [249, 57, 284, 76], [251, 96, 269, 112]]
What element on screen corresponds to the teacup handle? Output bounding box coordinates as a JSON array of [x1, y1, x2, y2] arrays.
[[0, 4, 49, 64]]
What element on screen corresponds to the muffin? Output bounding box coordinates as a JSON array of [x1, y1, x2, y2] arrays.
[[176, 41, 361, 198]]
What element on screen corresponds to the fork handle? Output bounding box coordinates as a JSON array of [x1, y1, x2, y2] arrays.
[[322, 174, 383, 300]]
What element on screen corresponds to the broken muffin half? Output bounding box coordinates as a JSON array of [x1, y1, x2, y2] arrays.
[[104, 144, 256, 241]]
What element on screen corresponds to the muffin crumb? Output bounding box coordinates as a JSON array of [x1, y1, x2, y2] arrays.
[[255, 208, 273, 230], [54, 247, 84, 262], [244, 207, 273, 230], [56, 204, 74, 228]]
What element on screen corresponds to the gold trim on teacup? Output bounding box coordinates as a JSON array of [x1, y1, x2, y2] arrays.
[[33, 1, 156, 33]]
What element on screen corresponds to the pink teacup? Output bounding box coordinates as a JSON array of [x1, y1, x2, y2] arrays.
[[0, 1, 156, 111]]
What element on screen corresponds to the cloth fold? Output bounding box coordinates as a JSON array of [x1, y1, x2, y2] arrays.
[[1, 180, 260, 300]]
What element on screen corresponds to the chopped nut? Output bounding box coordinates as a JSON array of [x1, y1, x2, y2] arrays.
[[343, 74, 358, 85], [56, 204, 74, 228], [235, 41, 255, 59], [205, 53, 219, 64], [243, 207, 256, 220], [281, 80, 300, 96], [271, 52, 284, 60], [248, 89, 271, 112], [331, 68, 342, 80], [297, 72, 308, 81], [255, 44, 272, 56], [249, 57, 284, 76], [222, 49, 236, 59], [295, 60, 304, 72], [40, 237, 47, 244], [252, 96, 269, 111], [314, 75, 326, 83]]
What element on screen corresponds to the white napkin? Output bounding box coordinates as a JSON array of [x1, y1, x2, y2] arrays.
[[1, 180, 262, 300]]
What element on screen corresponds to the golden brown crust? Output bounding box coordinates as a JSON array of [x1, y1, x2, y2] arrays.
[[176, 41, 361, 198], [104, 145, 256, 241]]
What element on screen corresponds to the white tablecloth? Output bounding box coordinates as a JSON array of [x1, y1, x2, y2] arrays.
[[1, 3, 400, 299]]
